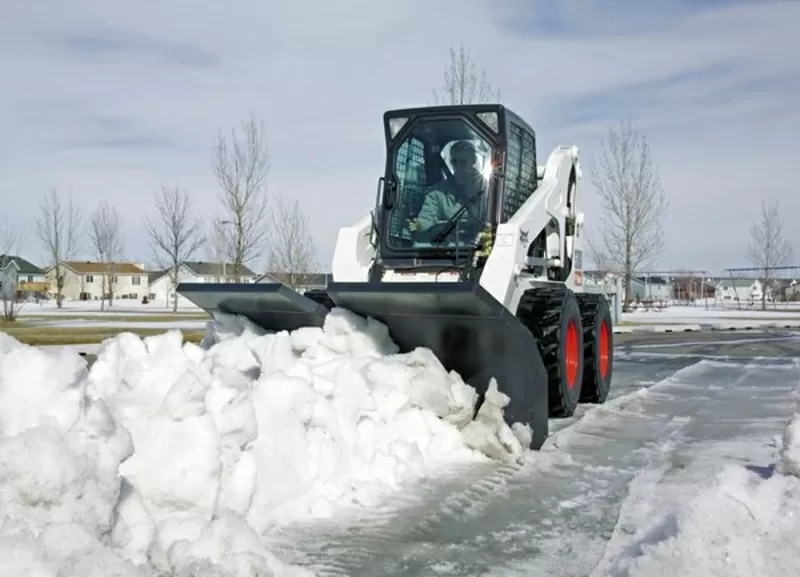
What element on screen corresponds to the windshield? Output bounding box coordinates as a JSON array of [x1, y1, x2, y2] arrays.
[[385, 117, 495, 251]]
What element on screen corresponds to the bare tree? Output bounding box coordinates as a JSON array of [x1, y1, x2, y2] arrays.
[[212, 113, 270, 281], [143, 183, 205, 311], [0, 220, 24, 322], [88, 202, 125, 310], [746, 197, 794, 310], [265, 193, 318, 289], [433, 43, 501, 105], [35, 188, 82, 308], [587, 118, 669, 300]]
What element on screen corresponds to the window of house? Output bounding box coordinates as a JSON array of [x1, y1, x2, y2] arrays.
[[132, 276, 141, 285], [27, 275, 33, 283], [86, 275, 94, 283]]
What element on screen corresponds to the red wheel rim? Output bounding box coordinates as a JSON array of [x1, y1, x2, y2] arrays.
[[598, 319, 610, 379], [565, 319, 579, 389]]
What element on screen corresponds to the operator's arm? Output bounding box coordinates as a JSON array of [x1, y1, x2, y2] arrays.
[[415, 188, 445, 230]]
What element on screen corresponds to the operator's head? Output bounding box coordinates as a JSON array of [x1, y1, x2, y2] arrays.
[[450, 140, 478, 183]]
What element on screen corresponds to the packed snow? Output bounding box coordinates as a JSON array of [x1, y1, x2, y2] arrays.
[[0, 308, 530, 576], [594, 383, 800, 577]]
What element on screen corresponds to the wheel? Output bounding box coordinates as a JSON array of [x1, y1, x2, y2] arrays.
[[576, 293, 613, 403], [517, 285, 584, 418]]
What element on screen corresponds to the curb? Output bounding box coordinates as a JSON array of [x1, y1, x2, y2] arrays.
[[613, 323, 800, 334]]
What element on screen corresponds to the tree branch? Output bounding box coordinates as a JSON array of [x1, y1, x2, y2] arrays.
[[143, 182, 205, 310], [587, 118, 669, 298]]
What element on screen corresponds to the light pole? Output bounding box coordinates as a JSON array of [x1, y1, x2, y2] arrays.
[[217, 219, 233, 282], [99, 249, 105, 311]]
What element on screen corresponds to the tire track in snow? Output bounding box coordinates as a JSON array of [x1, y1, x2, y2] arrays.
[[270, 358, 704, 577], [270, 460, 528, 577]]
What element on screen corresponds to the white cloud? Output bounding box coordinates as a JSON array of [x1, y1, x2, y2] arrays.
[[1, 0, 798, 276]]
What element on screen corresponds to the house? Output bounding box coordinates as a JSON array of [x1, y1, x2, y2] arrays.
[[147, 261, 258, 304], [0, 255, 48, 299], [255, 271, 331, 292], [48, 261, 148, 301], [714, 278, 772, 304], [785, 280, 800, 301], [628, 276, 671, 302], [672, 277, 717, 301]]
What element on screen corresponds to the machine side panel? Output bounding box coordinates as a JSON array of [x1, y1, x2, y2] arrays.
[[479, 147, 578, 312]]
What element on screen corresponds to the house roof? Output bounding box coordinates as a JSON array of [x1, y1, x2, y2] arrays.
[[634, 276, 668, 285], [717, 278, 756, 288], [62, 261, 146, 274], [0, 255, 45, 274], [148, 270, 169, 284], [184, 261, 257, 277]]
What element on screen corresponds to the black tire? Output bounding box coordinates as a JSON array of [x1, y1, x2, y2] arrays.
[[517, 285, 584, 418], [576, 293, 613, 404]]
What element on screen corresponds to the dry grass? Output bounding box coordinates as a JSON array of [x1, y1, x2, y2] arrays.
[[19, 313, 209, 323], [0, 324, 205, 346]]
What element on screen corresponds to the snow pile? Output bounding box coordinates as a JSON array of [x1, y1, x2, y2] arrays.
[[604, 409, 800, 576], [0, 308, 529, 576]]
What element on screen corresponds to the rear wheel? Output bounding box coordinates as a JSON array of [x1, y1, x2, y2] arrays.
[[517, 285, 584, 418], [576, 293, 613, 403]]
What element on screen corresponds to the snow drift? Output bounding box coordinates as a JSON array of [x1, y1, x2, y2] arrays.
[[604, 397, 800, 576], [0, 308, 530, 576]]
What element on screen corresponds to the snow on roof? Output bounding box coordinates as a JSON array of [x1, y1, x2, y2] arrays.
[[0, 309, 529, 574]]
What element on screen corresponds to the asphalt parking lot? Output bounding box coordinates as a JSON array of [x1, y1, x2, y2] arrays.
[[614, 328, 800, 359]]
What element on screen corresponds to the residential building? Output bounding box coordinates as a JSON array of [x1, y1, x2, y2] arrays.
[[714, 278, 771, 304], [48, 261, 148, 301], [0, 255, 48, 299], [147, 261, 258, 303], [785, 280, 800, 301], [672, 277, 717, 301], [626, 276, 671, 302]]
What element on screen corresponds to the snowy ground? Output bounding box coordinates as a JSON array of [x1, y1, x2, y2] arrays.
[[1, 312, 799, 576], [21, 319, 208, 331], [622, 304, 800, 330], [17, 298, 202, 316]]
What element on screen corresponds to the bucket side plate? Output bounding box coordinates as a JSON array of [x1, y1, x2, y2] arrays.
[[176, 282, 330, 332]]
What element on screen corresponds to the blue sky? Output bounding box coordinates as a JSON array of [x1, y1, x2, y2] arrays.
[[1, 0, 797, 275]]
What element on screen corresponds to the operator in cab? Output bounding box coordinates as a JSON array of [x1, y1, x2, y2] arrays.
[[408, 140, 487, 239]]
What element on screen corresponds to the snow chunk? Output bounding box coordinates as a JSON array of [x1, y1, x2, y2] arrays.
[[1, 307, 531, 575]]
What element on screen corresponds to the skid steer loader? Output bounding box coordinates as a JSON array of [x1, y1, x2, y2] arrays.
[[178, 104, 613, 450]]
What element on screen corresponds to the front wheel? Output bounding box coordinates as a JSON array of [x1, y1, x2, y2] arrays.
[[517, 286, 585, 418]]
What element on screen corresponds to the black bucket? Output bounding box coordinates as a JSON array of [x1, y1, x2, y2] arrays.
[[326, 281, 549, 448], [177, 280, 549, 448]]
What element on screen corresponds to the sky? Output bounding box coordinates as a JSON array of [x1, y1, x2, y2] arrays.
[[1, 0, 798, 277]]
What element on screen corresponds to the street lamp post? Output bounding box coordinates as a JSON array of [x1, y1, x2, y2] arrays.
[[218, 219, 233, 283]]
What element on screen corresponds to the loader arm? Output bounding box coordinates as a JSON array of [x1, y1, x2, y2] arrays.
[[478, 145, 583, 314]]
